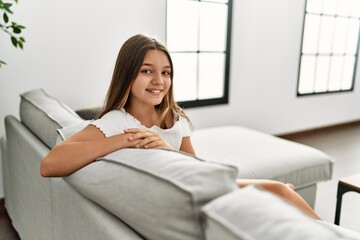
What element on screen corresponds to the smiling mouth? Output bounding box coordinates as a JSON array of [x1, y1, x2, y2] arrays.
[[146, 89, 163, 94]]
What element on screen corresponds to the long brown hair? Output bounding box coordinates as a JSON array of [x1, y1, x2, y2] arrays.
[[99, 34, 188, 128]]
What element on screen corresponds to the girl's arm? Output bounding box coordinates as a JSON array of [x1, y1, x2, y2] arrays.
[[40, 125, 140, 177], [180, 137, 196, 156], [123, 129, 196, 156]]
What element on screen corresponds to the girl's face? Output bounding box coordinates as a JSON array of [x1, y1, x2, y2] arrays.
[[129, 49, 172, 108]]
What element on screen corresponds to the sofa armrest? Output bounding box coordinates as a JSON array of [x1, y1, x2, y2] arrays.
[[1, 137, 7, 200], [4, 115, 143, 240], [51, 178, 144, 240], [5, 115, 53, 239]]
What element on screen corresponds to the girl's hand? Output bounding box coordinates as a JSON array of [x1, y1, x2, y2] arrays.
[[124, 128, 174, 150]]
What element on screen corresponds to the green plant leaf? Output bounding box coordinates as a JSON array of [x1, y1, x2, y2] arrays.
[[0, 60, 6, 67], [11, 22, 25, 29], [3, 12, 8, 23], [11, 36, 17, 47], [0, 0, 25, 68], [4, 3, 12, 8], [3, 3, 13, 14], [4, 8, 13, 14], [12, 26, 21, 33]]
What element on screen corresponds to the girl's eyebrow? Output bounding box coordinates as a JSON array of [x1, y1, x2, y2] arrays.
[[142, 63, 171, 69]]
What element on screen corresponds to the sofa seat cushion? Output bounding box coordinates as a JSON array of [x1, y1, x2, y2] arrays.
[[19, 89, 83, 148], [201, 186, 357, 240], [192, 126, 334, 188], [65, 148, 238, 240]]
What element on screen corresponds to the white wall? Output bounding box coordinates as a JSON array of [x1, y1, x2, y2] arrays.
[[0, 0, 360, 198], [186, 0, 360, 134]]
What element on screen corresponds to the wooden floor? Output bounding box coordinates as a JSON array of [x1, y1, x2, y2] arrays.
[[1, 121, 360, 238], [280, 121, 360, 232], [0, 199, 20, 240]]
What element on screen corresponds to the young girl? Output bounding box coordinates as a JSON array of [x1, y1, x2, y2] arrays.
[[40, 34, 320, 220]]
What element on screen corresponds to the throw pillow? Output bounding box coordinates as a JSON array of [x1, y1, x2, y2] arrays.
[[20, 89, 83, 148]]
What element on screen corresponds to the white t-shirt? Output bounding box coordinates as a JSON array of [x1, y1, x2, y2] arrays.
[[90, 108, 191, 150]]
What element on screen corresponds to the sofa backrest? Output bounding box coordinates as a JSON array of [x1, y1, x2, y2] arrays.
[[66, 148, 238, 240], [19, 89, 84, 148]]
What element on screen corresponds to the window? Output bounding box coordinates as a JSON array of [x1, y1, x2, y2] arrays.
[[166, 0, 233, 107], [298, 0, 360, 96]]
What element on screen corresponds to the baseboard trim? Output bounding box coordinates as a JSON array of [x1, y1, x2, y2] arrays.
[[278, 120, 360, 139]]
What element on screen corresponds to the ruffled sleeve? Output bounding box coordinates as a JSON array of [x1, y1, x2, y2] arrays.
[[179, 116, 192, 137], [90, 110, 129, 137]]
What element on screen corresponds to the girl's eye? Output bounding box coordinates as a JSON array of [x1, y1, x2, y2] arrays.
[[142, 69, 151, 74], [163, 71, 171, 76]]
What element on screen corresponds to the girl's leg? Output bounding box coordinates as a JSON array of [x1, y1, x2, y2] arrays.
[[236, 179, 321, 220]]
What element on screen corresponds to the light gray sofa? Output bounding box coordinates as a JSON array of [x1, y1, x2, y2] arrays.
[[2, 88, 360, 240]]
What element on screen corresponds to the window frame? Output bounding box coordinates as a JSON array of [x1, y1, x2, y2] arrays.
[[166, 0, 233, 108]]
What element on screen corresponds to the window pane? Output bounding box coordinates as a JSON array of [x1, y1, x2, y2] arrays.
[[172, 53, 198, 101], [346, 18, 360, 54], [328, 56, 343, 91], [302, 14, 321, 54], [306, 0, 323, 13], [314, 56, 330, 92], [341, 56, 355, 90], [199, 2, 227, 51], [322, 0, 338, 15], [198, 53, 225, 99], [167, 0, 199, 51], [350, 0, 360, 17], [332, 17, 348, 54], [337, 0, 352, 16], [318, 16, 335, 54], [299, 56, 316, 94]]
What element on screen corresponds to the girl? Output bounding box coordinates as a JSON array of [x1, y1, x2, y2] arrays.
[[40, 34, 320, 220]]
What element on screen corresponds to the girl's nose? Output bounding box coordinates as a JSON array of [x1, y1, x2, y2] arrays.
[[151, 73, 164, 85]]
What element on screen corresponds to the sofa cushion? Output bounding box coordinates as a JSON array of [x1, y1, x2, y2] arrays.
[[76, 107, 102, 120], [201, 186, 355, 240], [19, 89, 83, 148], [192, 126, 334, 188], [318, 221, 360, 239], [65, 148, 238, 240]]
